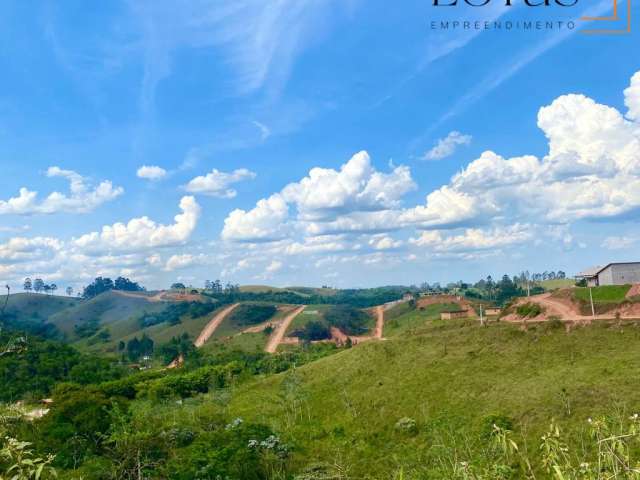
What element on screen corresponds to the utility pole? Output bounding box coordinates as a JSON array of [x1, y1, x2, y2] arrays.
[[479, 304, 484, 326], [589, 286, 595, 319]]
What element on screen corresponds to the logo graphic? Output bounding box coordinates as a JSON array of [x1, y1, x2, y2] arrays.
[[580, 0, 632, 33]]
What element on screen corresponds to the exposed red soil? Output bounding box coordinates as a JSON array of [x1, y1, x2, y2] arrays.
[[194, 303, 240, 347], [167, 354, 184, 369], [114, 290, 204, 303], [501, 289, 640, 324], [627, 284, 640, 299], [265, 305, 306, 353]]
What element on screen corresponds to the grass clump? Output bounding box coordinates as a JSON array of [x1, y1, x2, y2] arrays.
[[516, 302, 544, 318]]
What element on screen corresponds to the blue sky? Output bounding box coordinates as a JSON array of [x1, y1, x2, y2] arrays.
[[1, 0, 639, 291]]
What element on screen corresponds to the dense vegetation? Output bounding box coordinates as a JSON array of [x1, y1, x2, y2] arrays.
[[138, 301, 218, 328], [82, 276, 145, 299], [204, 287, 404, 308], [292, 320, 332, 341], [227, 304, 278, 326], [324, 304, 371, 335], [0, 331, 125, 402], [291, 305, 370, 341], [0, 334, 337, 478]]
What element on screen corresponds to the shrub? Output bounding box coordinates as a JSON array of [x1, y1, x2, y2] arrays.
[[292, 321, 331, 341], [516, 302, 543, 318], [228, 304, 278, 326], [324, 305, 370, 335]]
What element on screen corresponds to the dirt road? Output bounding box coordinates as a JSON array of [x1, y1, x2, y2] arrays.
[[114, 290, 203, 303], [265, 305, 305, 353], [506, 292, 640, 323], [534, 293, 586, 320], [374, 305, 384, 339], [194, 303, 239, 347], [113, 290, 166, 302]]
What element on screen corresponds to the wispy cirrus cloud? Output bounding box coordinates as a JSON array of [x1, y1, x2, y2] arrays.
[[422, 131, 472, 161]]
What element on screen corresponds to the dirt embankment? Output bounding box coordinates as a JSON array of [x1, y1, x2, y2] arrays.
[[627, 284, 640, 299], [501, 288, 640, 323]]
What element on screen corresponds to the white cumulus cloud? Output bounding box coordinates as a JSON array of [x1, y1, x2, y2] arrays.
[[185, 168, 256, 198], [221, 151, 416, 242], [0, 167, 123, 215], [74, 196, 201, 253], [137, 165, 167, 180], [222, 194, 289, 242], [624, 71, 640, 122]]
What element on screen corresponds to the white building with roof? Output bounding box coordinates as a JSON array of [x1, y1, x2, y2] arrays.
[[576, 262, 640, 287]]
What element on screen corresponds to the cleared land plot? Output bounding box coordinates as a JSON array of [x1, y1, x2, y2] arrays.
[[384, 303, 462, 337], [285, 304, 331, 335], [203, 306, 295, 353], [208, 303, 278, 340]]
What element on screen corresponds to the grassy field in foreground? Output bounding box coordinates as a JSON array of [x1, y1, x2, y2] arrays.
[[173, 317, 640, 477]]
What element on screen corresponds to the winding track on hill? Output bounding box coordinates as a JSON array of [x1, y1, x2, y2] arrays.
[[374, 305, 384, 339], [194, 303, 240, 347], [265, 305, 305, 353]]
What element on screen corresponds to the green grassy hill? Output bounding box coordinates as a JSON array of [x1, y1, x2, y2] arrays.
[[539, 278, 575, 290], [48, 291, 166, 338], [7, 294, 640, 478], [5, 293, 79, 322], [2, 293, 80, 337], [172, 317, 640, 478]]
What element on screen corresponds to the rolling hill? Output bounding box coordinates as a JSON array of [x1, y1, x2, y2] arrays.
[[5, 286, 640, 478], [181, 316, 640, 478]]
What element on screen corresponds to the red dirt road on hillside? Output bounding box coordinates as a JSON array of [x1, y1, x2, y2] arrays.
[[194, 303, 239, 347], [265, 305, 305, 353], [503, 291, 640, 323], [374, 305, 384, 339]]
